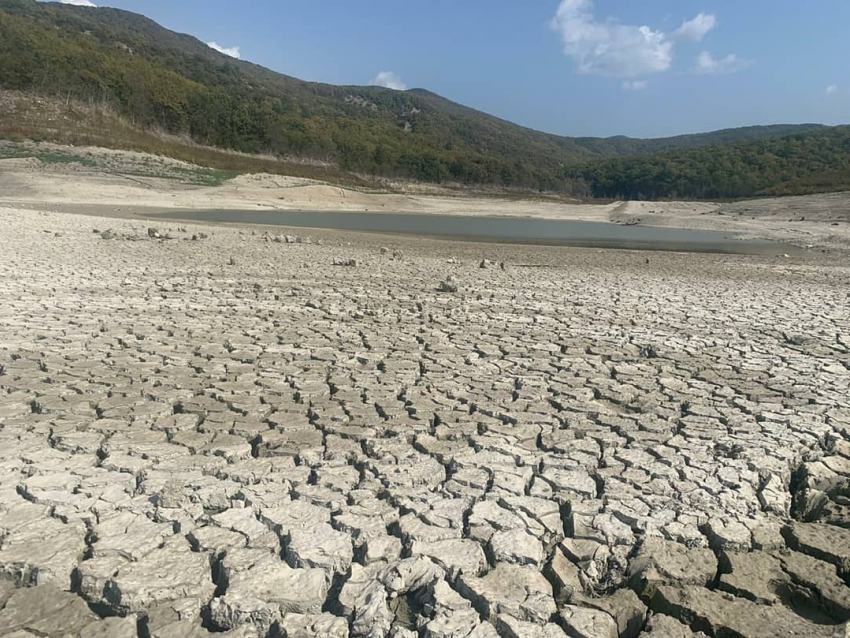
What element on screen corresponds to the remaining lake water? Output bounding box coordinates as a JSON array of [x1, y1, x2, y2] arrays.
[[156, 210, 791, 254]]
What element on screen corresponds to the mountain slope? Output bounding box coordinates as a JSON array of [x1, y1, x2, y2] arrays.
[[568, 127, 850, 199], [0, 0, 845, 197]]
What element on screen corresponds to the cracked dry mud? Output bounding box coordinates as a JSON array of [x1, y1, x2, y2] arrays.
[[1, 205, 849, 638]]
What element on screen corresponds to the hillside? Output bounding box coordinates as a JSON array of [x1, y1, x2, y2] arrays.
[[568, 127, 850, 199], [0, 0, 847, 198]]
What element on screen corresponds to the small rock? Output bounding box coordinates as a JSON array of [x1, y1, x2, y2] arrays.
[[439, 276, 459, 293]]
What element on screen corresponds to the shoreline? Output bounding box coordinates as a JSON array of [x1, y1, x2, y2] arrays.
[[0, 141, 845, 255], [1, 201, 817, 260]]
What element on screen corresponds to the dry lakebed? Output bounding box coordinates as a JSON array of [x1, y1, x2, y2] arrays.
[[0, 155, 849, 638]]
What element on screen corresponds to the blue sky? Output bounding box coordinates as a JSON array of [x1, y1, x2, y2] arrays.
[[54, 0, 849, 138]]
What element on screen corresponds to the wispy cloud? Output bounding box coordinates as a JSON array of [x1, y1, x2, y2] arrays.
[[695, 51, 750, 75], [55, 0, 97, 5], [551, 1, 739, 84], [826, 84, 839, 95], [550, 0, 673, 78], [369, 71, 407, 91], [622, 80, 649, 91], [674, 13, 717, 42], [207, 42, 241, 59]]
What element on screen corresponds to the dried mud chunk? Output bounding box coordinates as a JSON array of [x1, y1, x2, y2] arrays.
[[627, 538, 717, 596], [651, 585, 842, 638], [0, 585, 98, 636], [456, 563, 557, 623]]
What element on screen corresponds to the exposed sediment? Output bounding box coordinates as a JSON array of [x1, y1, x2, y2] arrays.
[[0, 205, 848, 637]]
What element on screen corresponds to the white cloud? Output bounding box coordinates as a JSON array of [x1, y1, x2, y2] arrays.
[[369, 71, 407, 91], [551, 2, 732, 82], [695, 51, 749, 75], [550, 0, 673, 78], [56, 0, 97, 5], [207, 42, 241, 59], [826, 84, 838, 95], [674, 13, 717, 41]]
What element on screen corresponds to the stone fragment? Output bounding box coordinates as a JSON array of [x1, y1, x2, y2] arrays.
[[439, 276, 459, 293]]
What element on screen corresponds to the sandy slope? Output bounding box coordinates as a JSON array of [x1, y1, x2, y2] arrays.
[[0, 157, 616, 219]]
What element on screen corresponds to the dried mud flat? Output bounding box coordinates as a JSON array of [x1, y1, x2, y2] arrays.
[[1, 204, 849, 638]]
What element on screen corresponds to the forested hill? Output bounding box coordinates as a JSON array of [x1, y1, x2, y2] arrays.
[[0, 0, 848, 198], [568, 126, 850, 199]]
